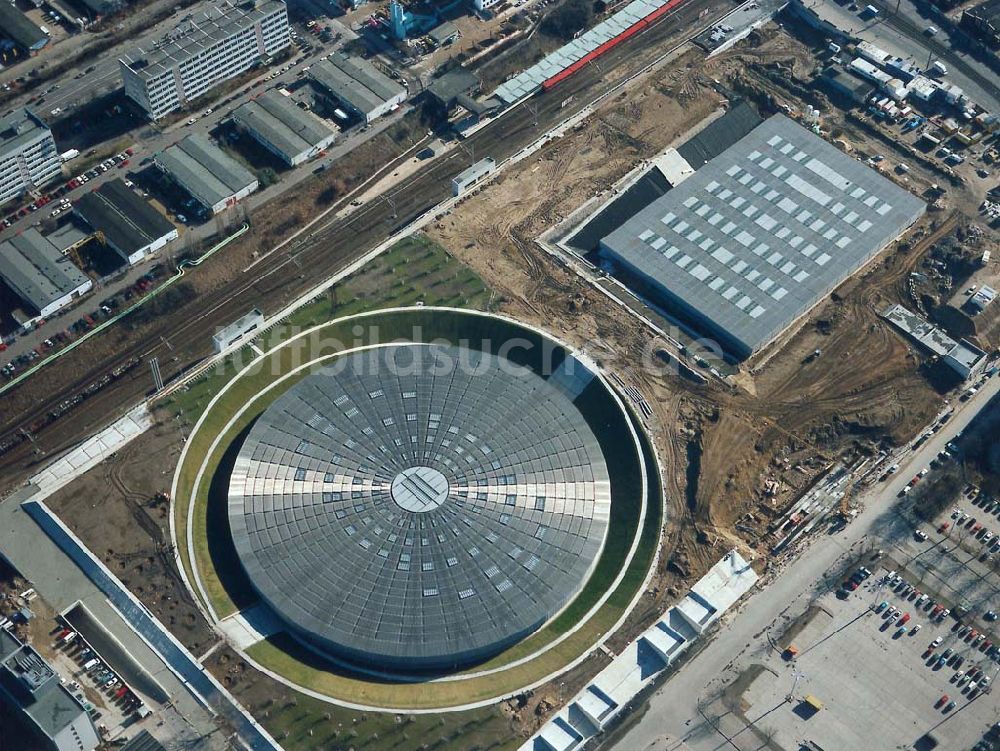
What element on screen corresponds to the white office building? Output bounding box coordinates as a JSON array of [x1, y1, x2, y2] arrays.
[[0, 108, 61, 204], [120, 0, 291, 120], [474, 0, 501, 9]]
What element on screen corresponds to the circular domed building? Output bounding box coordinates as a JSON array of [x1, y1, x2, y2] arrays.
[[227, 343, 614, 671]]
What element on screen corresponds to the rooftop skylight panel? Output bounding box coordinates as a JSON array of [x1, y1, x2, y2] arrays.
[[708, 212, 724, 225], [836, 236, 852, 249], [766, 252, 783, 266], [857, 219, 873, 232], [767, 135, 782, 146], [793, 270, 810, 282], [663, 245, 679, 258], [690, 263, 711, 281], [877, 203, 893, 216], [759, 278, 775, 291], [721, 221, 737, 235], [780, 142, 794, 154], [801, 243, 818, 257], [712, 246, 734, 264], [699, 237, 715, 251], [718, 188, 733, 200], [789, 236, 803, 248], [756, 214, 777, 231], [751, 181, 766, 194], [809, 219, 825, 232], [780, 261, 796, 275], [778, 197, 798, 214], [683, 196, 698, 208], [731, 195, 746, 209], [753, 242, 769, 256], [731, 259, 748, 274], [772, 165, 788, 178], [639, 229, 654, 241], [705, 181, 720, 192], [674, 220, 689, 234], [759, 157, 775, 169], [722, 286, 739, 300], [650, 236, 667, 250], [676, 254, 693, 269], [772, 286, 788, 300], [708, 276, 726, 291], [726, 164, 741, 177], [746, 269, 761, 281], [815, 253, 832, 266], [830, 202, 845, 215], [765, 189, 781, 201], [750, 305, 766, 318], [660, 212, 676, 226], [793, 150, 807, 161], [775, 227, 790, 239], [735, 296, 752, 310], [743, 205, 758, 218], [805, 158, 851, 191], [738, 173, 754, 185], [686, 229, 703, 243], [843, 211, 859, 224], [748, 150, 762, 160], [823, 228, 838, 241], [850, 187, 866, 199], [695, 204, 711, 217]]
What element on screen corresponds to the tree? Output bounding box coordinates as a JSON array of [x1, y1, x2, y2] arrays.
[[541, 0, 594, 41]]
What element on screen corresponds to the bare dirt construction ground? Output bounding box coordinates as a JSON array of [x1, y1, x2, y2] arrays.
[[44, 415, 218, 656], [426, 27, 957, 651]]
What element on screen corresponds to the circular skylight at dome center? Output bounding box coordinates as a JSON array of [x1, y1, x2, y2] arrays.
[[228, 343, 613, 670]]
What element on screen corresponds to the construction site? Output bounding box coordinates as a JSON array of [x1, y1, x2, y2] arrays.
[[0, 2, 999, 750]]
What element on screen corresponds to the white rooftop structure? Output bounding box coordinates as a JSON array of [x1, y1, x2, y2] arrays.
[[519, 550, 758, 751], [652, 148, 695, 186], [882, 303, 956, 356]]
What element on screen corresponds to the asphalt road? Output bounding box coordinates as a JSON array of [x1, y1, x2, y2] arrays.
[[0, 0, 733, 484], [606, 373, 1000, 751]]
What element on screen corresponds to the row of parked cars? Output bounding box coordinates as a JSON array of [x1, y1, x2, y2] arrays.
[[1, 265, 164, 379], [59, 627, 147, 720], [1, 149, 133, 229]]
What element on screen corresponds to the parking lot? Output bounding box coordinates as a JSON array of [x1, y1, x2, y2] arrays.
[[727, 563, 1000, 750]]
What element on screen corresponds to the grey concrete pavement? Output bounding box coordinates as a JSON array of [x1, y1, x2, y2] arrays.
[[608, 372, 1000, 751]]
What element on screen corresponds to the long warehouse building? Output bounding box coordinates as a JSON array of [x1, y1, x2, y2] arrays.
[[75, 179, 179, 266], [308, 54, 406, 123], [119, 0, 290, 120], [600, 115, 925, 359], [154, 133, 258, 215], [230, 90, 336, 166], [0, 228, 92, 322]]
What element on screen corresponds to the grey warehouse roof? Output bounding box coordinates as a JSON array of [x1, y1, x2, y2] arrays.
[[75, 179, 176, 257], [156, 134, 257, 209], [309, 54, 405, 117], [228, 344, 612, 670], [600, 115, 925, 357], [120, 0, 286, 81], [0, 229, 89, 313], [231, 90, 335, 160]]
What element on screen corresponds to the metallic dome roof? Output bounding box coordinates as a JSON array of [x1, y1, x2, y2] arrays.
[[228, 343, 612, 670]]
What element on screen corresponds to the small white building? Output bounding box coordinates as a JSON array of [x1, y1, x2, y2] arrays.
[[451, 157, 496, 196], [213, 308, 265, 353]]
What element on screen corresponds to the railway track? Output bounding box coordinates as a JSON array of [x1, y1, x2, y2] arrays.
[[0, 0, 734, 481]]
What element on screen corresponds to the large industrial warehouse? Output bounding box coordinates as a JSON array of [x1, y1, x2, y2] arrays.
[[227, 343, 612, 670], [75, 179, 179, 266], [600, 115, 925, 358], [308, 54, 406, 124], [154, 134, 258, 215], [230, 90, 337, 167]]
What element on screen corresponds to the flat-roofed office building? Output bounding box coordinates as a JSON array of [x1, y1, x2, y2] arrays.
[[0, 108, 61, 204], [119, 0, 290, 120]]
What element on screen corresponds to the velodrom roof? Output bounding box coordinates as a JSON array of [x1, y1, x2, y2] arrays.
[[0, 229, 90, 313], [228, 344, 612, 670], [74, 179, 176, 258], [230, 90, 335, 161], [600, 115, 925, 357], [156, 134, 257, 209]]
